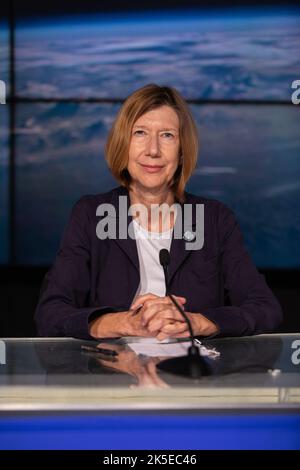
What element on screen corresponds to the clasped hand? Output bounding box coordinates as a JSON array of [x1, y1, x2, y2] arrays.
[[128, 292, 189, 341], [128, 293, 218, 341]]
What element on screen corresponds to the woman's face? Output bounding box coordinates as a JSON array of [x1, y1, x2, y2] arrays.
[[127, 105, 181, 193]]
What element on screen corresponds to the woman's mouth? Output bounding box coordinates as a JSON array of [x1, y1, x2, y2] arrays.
[[140, 164, 164, 174]]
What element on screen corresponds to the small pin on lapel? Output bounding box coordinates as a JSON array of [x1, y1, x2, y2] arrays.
[[183, 230, 195, 242]]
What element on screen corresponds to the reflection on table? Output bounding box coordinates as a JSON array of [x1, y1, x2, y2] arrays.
[[0, 334, 299, 410]]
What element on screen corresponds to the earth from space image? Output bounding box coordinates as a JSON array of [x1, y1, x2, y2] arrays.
[[0, 8, 299, 265]]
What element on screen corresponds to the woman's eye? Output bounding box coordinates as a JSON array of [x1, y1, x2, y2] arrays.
[[162, 132, 174, 139], [133, 130, 145, 136], [132, 130, 175, 138]]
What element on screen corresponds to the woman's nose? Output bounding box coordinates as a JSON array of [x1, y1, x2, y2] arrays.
[[147, 134, 160, 156]]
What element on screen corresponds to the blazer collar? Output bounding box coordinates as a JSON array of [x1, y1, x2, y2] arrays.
[[109, 186, 197, 284], [110, 186, 140, 272]]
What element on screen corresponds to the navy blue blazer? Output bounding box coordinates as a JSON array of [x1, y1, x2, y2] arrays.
[[35, 185, 282, 339]]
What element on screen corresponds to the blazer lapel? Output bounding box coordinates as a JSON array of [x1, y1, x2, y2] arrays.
[[168, 193, 197, 284], [109, 186, 140, 273]]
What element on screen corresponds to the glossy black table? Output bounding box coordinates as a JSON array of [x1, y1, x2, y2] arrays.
[[0, 334, 299, 449]]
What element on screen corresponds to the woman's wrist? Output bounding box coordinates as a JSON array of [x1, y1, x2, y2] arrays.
[[190, 312, 219, 336], [89, 311, 129, 338]]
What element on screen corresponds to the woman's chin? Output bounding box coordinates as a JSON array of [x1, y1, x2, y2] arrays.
[[137, 181, 168, 193], [132, 176, 166, 189]]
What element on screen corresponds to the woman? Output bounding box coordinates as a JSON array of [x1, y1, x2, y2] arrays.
[[35, 84, 282, 340]]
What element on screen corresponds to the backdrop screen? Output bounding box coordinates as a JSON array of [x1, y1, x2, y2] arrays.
[[0, 19, 9, 264], [4, 5, 300, 266]]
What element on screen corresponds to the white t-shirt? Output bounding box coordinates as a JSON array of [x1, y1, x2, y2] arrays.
[[132, 219, 174, 303]]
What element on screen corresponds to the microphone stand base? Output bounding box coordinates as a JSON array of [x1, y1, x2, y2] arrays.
[[157, 354, 210, 379]]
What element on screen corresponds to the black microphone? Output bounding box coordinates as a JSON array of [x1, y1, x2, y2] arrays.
[[157, 248, 209, 378]]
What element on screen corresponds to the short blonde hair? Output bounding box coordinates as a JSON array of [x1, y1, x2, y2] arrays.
[[105, 83, 199, 203]]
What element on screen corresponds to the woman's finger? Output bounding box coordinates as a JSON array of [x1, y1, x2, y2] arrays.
[[173, 330, 191, 338], [142, 305, 184, 327], [131, 293, 186, 310], [146, 315, 173, 334], [160, 321, 189, 334], [147, 313, 188, 335], [130, 293, 159, 310], [156, 325, 190, 342], [145, 310, 176, 334], [156, 331, 169, 342]]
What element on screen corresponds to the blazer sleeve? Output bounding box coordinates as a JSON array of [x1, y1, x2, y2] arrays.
[[201, 202, 283, 337], [34, 196, 118, 339]]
